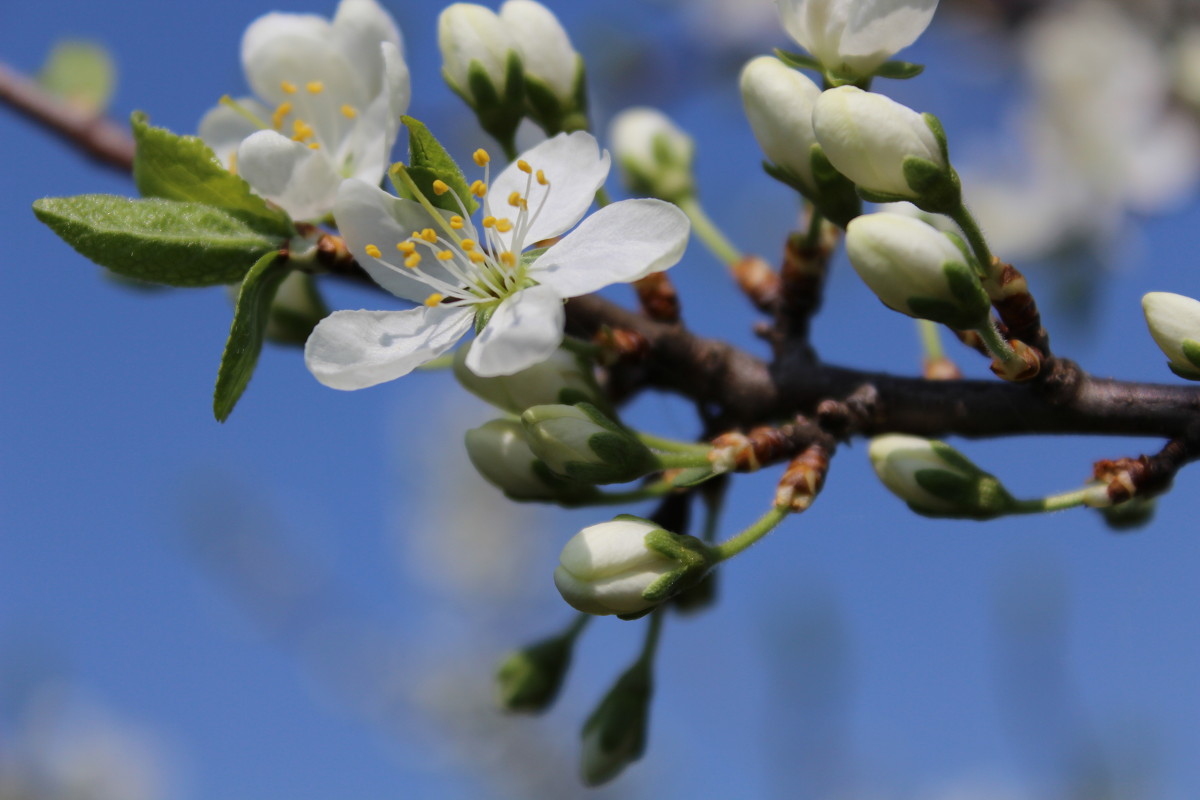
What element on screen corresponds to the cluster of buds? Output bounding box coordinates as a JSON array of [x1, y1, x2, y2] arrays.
[[439, 0, 587, 146]]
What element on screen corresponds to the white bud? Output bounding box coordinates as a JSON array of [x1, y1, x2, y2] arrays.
[[465, 419, 582, 502], [813, 86, 946, 200], [499, 0, 580, 104], [454, 344, 603, 414], [777, 0, 939, 81], [521, 404, 655, 484], [868, 435, 1015, 519], [438, 3, 519, 94], [554, 517, 676, 616], [609, 107, 695, 201], [739, 56, 822, 194], [1142, 291, 1200, 380], [845, 213, 989, 329]]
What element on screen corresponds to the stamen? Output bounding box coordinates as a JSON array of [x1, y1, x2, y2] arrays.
[[420, 228, 438, 243], [340, 104, 357, 119], [499, 251, 517, 267], [436, 250, 456, 261], [450, 215, 464, 229], [460, 239, 476, 250], [405, 253, 422, 268], [291, 119, 314, 142], [306, 81, 324, 94], [308, 142, 320, 150], [536, 169, 548, 186], [470, 180, 487, 198], [280, 81, 297, 94], [517, 160, 532, 174], [468, 251, 487, 263], [220, 96, 270, 130], [271, 102, 293, 130], [482, 216, 497, 228], [424, 293, 444, 307], [473, 149, 490, 167], [432, 180, 450, 196], [364, 244, 382, 258], [496, 218, 514, 233], [397, 241, 416, 254]]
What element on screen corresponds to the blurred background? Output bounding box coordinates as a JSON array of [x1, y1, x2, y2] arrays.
[[3, 0, 1200, 797]]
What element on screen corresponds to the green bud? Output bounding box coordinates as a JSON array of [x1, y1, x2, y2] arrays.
[[580, 660, 652, 786], [495, 631, 575, 713], [464, 418, 598, 504], [868, 434, 1017, 519], [521, 403, 657, 485], [1099, 497, 1158, 532]]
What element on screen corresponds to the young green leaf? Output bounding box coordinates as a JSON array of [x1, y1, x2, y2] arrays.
[[400, 115, 478, 214], [214, 251, 293, 422], [34, 195, 283, 286], [131, 112, 293, 237]]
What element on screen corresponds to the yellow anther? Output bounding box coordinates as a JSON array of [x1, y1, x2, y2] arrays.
[[396, 241, 416, 254], [306, 81, 324, 94], [460, 239, 476, 250], [450, 216, 464, 229], [340, 104, 358, 119], [364, 244, 382, 258], [536, 169, 548, 186], [507, 191, 522, 207], [308, 142, 321, 150], [473, 149, 491, 166], [291, 119, 314, 142], [499, 251, 517, 267], [420, 228, 438, 243], [432, 180, 450, 196], [436, 250, 456, 261], [424, 293, 444, 307], [496, 218, 514, 233], [280, 80, 297, 94], [482, 216, 497, 228], [470, 180, 487, 198], [271, 102, 293, 130], [405, 253, 422, 269], [517, 159, 532, 173], [468, 251, 488, 263]]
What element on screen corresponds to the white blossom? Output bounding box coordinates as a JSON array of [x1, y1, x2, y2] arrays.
[[739, 56, 822, 194], [554, 517, 676, 616], [305, 131, 690, 387], [776, 0, 939, 81], [198, 0, 410, 221]]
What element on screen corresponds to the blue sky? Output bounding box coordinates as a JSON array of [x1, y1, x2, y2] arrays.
[[3, 1, 1199, 798]]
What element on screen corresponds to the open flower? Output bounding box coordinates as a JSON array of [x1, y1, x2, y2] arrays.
[[198, 0, 411, 221], [305, 131, 690, 387], [777, 0, 939, 82]]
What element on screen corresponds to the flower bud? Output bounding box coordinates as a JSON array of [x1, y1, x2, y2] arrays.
[[521, 403, 657, 485], [845, 213, 990, 330], [609, 107, 695, 203], [868, 434, 1017, 519], [438, 3, 525, 145], [777, 0, 939, 82], [465, 419, 598, 504], [495, 631, 575, 712], [1141, 292, 1200, 380], [580, 659, 651, 786], [453, 343, 604, 414], [499, 0, 587, 134], [813, 86, 959, 212], [554, 516, 712, 617], [1099, 497, 1158, 532]]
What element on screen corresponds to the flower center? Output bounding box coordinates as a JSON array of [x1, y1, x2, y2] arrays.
[[367, 148, 556, 310]]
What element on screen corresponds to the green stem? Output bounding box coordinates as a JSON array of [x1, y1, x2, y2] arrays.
[[634, 609, 665, 669], [677, 195, 742, 266], [1011, 486, 1102, 515], [699, 488, 725, 544], [803, 207, 825, 250], [949, 205, 999, 286], [636, 432, 711, 456], [563, 613, 591, 642], [653, 451, 713, 471], [917, 319, 945, 362], [975, 318, 1020, 366], [588, 480, 678, 506], [594, 186, 612, 208], [710, 505, 790, 562]]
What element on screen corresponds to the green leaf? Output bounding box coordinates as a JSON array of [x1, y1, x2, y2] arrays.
[[400, 116, 479, 214], [131, 112, 293, 237], [38, 40, 115, 114], [34, 195, 284, 287], [214, 251, 293, 422], [873, 60, 925, 80]]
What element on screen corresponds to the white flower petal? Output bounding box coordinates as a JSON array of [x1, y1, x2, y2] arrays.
[[488, 131, 610, 247], [331, 0, 404, 97], [778, 0, 938, 78], [339, 42, 410, 185], [236, 130, 341, 221], [333, 179, 460, 302], [528, 198, 690, 297], [197, 97, 272, 166], [466, 285, 565, 377], [305, 305, 474, 390]]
